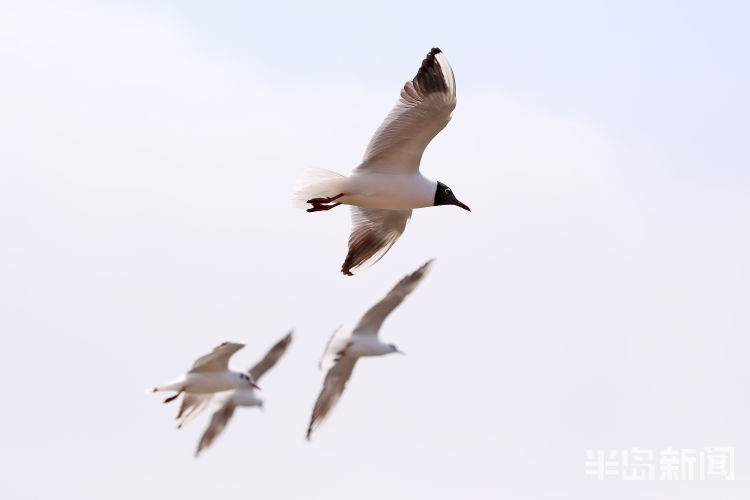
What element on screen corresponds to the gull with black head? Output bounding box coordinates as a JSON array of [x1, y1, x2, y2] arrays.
[[293, 48, 469, 275], [148, 342, 260, 405], [175, 332, 294, 457], [306, 260, 434, 440]]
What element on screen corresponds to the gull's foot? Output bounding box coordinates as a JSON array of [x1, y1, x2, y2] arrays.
[[306, 193, 344, 213], [307, 193, 344, 204], [307, 202, 341, 212], [163, 387, 185, 404]]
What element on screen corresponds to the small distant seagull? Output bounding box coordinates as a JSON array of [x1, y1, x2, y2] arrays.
[[149, 342, 260, 404], [306, 260, 434, 440], [293, 48, 469, 275], [175, 332, 294, 457]]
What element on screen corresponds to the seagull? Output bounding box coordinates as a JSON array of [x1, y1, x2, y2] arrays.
[[149, 342, 260, 404], [174, 332, 294, 457], [293, 48, 469, 275], [306, 260, 433, 440]]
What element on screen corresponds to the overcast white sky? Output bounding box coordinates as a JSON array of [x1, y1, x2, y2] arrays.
[[1, 1, 748, 499]]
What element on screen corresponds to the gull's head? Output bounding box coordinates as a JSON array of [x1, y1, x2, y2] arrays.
[[239, 372, 261, 390], [434, 181, 470, 211], [388, 343, 405, 355]]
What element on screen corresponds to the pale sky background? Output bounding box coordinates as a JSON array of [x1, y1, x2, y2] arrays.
[[1, 1, 748, 499]]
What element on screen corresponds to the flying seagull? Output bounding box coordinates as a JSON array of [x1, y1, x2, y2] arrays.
[[149, 342, 260, 404], [306, 260, 434, 440], [175, 332, 294, 456], [293, 48, 468, 275]]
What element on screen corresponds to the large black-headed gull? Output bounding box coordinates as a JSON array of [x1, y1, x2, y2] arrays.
[[293, 48, 468, 275], [175, 332, 293, 456], [149, 342, 260, 404], [306, 260, 433, 440]]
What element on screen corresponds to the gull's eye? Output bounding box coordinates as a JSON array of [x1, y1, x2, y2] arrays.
[[445, 188, 451, 195]]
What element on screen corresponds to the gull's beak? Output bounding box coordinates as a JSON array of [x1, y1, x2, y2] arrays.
[[454, 201, 471, 211], [396, 349, 406, 355], [252, 383, 261, 390]]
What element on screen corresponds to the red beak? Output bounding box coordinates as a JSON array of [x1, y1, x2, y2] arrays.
[[252, 383, 261, 390], [455, 201, 471, 211]]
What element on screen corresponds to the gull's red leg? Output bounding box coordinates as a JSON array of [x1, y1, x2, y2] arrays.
[[307, 202, 341, 213], [307, 193, 344, 204]]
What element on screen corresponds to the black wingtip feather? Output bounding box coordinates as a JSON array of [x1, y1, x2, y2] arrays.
[[413, 47, 448, 94], [341, 232, 383, 276]]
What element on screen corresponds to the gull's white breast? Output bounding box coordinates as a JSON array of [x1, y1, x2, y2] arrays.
[[341, 172, 436, 209], [231, 388, 263, 407], [348, 335, 392, 357]]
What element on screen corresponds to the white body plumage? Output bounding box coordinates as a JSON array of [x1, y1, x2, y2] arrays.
[[155, 371, 252, 394], [347, 334, 397, 357], [340, 172, 437, 209]]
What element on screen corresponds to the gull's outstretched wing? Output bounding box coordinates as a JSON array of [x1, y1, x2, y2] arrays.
[[341, 207, 412, 276], [353, 259, 434, 336], [195, 400, 236, 457], [306, 356, 357, 441], [189, 342, 244, 373], [356, 48, 456, 174], [176, 393, 213, 429], [249, 331, 293, 382]]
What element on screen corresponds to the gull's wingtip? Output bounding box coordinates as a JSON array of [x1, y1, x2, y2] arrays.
[[421, 258, 437, 273]]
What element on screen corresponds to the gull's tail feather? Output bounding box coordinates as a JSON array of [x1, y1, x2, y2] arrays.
[[292, 167, 347, 209], [149, 379, 185, 393]]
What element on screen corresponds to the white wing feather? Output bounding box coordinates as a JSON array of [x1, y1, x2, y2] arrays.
[[356, 48, 456, 174], [353, 259, 434, 336], [306, 356, 358, 440], [176, 393, 214, 429], [189, 342, 244, 373], [319, 325, 354, 372], [341, 207, 412, 276]]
